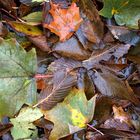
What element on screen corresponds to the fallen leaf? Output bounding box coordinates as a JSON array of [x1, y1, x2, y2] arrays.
[[28, 35, 51, 52], [108, 25, 140, 46], [20, 0, 45, 5], [0, 38, 37, 118], [100, 0, 140, 29], [22, 11, 43, 25], [87, 68, 140, 105], [44, 88, 97, 140], [38, 70, 77, 110], [83, 44, 131, 70], [0, 123, 13, 137], [10, 107, 43, 140], [53, 37, 91, 61], [79, 0, 104, 43], [0, 22, 8, 38], [8, 21, 43, 36], [113, 105, 132, 126], [43, 2, 83, 41]]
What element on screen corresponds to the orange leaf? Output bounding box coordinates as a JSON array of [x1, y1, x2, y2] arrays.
[[113, 105, 132, 126], [43, 2, 83, 41]]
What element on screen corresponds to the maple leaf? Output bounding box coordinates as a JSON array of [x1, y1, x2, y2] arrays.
[[43, 2, 83, 42]]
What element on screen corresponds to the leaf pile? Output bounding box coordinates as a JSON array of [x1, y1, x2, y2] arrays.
[[0, 0, 140, 140]]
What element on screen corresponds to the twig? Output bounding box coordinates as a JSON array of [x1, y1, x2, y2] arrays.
[[87, 124, 104, 136]]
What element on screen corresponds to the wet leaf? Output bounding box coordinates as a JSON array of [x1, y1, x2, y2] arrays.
[[83, 44, 131, 70], [0, 123, 13, 137], [0, 22, 8, 38], [88, 69, 140, 105], [53, 37, 91, 61], [113, 105, 132, 126], [0, 38, 37, 118], [44, 88, 97, 140], [10, 107, 43, 140], [108, 25, 140, 46], [8, 21, 43, 36], [100, 0, 140, 29], [43, 2, 83, 41], [39, 70, 77, 110], [20, 0, 45, 5], [94, 96, 113, 123], [22, 11, 43, 25], [79, 0, 104, 43], [28, 35, 51, 52]]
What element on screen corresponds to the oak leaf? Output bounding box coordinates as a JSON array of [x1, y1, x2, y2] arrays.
[[43, 2, 83, 41]]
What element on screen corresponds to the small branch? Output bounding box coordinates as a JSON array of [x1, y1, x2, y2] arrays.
[[87, 124, 104, 136]]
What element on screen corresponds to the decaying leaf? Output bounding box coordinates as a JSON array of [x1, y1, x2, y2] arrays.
[[108, 25, 140, 46], [113, 105, 132, 126], [8, 21, 43, 36], [43, 2, 83, 41], [44, 88, 97, 140], [79, 0, 104, 44], [37, 58, 82, 110], [10, 107, 43, 140], [88, 68, 140, 105], [83, 44, 131, 69], [53, 37, 91, 60], [0, 38, 37, 118], [38, 70, 77, 110]]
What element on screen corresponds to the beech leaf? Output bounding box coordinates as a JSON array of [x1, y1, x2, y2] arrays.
[[83, 44, 131, 70], [44, 88, 97, 140], [0, 38, 37, 118], [43, 2, 83, 41]]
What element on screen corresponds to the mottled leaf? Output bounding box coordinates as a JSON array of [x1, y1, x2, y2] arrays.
[[43, 2, 83, 41], [8, 21, 43, 36], [0, 38, 37, 118], [10, 107, 43, 140], [44, 88, 97, 140]]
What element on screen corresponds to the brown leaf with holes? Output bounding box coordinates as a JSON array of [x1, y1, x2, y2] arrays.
[[43, 2, 83, 41]]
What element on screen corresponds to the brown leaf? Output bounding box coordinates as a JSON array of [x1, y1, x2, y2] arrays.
[[0, 22, 8, 38], [0, 123, 13, 137], [113, 105, 132, 126], [79, 0, 104, 44], [83, 44, 131, 70], [37, 71, 77, 110], [88, 68, 140, 105], [28, 36, 51, 52], [53, 37, 91, 60], [43, 2, 83, 41]]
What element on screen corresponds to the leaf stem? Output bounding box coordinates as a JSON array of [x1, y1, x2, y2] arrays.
[[34, 74, 53, 79]]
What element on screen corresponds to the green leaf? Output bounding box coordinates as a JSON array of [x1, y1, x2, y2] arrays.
[[22, 12, 43, 25], [10, 107, 43, 140], [100, 0, 140, 29], [44, 88, 97, 140], [0, 38, 37, 118]]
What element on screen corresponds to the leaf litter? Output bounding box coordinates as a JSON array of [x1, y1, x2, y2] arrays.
[[0, 0, 140, 139]]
